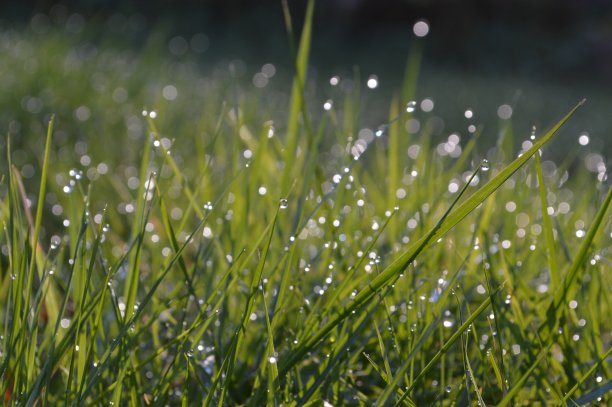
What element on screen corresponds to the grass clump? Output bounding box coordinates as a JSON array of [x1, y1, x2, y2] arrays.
[[1, 3, 611, 405]]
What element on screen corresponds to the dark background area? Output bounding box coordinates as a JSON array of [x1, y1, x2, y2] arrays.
[[1, 0, 611, 157], [2, 0, 611, 83]]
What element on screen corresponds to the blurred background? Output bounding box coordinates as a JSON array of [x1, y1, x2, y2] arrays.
[[0, 0, 610, 158]]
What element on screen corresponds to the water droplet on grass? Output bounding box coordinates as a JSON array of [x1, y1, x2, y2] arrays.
[[405, 101, 416, 113], [279, 198, 288, 209], [481, 159, 490, 171]]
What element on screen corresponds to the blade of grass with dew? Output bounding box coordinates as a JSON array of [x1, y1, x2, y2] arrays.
[[78, 203, 218, 403], [277, 101, 584, 380], [383, 292, 498, 406], [502, 185, 611, 404], [538, 183, 611, 342], [387, 97, 400, 242], [123, 127, 153, 320], [261, 286, 280, 405], [560, 346, 612, 405], [498, 345, 550, 407], [17, 116, 59, 391], [535, 153, 559, 291], [207, 211, 278, 406], [481, 248, 508, 394], [148, 118, 204, 219]]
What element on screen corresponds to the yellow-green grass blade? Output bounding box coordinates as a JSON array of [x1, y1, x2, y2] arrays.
[[535, 153, 559, 291], [281, 0, 314, 194]]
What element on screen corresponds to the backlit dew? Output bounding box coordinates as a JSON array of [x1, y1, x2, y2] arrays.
[[445, 386, 452, 394], [464, 109, 473, 119], [149, 111, 157, 119], [50, 235, 61, 250], [366, 75, 378, 89], [530, 125, 536, 140], [480, 159, 490, 171], [141, 109, 148, 117], [375, 128, 384, 137], [569, 300, 578, 309], [268, 356, 277, 364], [323, 100, 333, 110], [443, 319, 454, 328], [202, 226, 213, 239], [405, 101, 416, 113], [162, 84, 178, 100], [329, 75, 340, 86], [578, 133, 590, 145], [420, 98, 434, 112], [413, 20, 429, 37], [279, 198, 288, 209], [267, 125, 275, 138], [497, 104, 513, 119]]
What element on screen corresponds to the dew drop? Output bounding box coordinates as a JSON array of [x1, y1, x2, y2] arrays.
[[406, 101, 417, 113], [481, 159, 490, 171], [279, 198, 289, 209]]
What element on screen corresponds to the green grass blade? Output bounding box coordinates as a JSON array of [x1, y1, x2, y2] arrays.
[[281, 0, 314, 194], [535, 153, 559, 291], [560, 346, 612, 405]]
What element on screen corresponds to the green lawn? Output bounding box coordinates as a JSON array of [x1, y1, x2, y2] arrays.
[[1, 4, 610, 405]]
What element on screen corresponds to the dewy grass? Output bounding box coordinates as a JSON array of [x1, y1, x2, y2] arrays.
[[1, 2, 611, 405]]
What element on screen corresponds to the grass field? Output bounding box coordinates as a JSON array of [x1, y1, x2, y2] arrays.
[[1, 3, 611, 405]]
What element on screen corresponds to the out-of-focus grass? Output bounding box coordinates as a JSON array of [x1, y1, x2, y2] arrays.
[[0, 3, 610, 405]]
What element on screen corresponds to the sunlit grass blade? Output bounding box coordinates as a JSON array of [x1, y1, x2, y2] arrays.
[[208, 211, 278, 406], [535, 153, 559, 291], [281, 0, 314, 194], [123, 129, 153, 320]]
